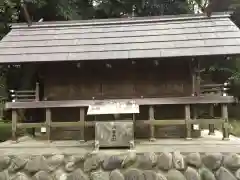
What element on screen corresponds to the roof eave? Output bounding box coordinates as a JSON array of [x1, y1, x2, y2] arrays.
[[11, 12, 232, 30]]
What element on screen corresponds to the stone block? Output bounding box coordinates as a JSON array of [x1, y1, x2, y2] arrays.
[[166, 169, 186, 180], [67, 169, 89, 180], [32, 171, 52, 180], [137, 152, 157, 169], [223, 153, 240, 170], [157, 152, 173, 170], [199, 167, 216, 180], [83, 154, 101, 172], [185, 152, 202, 168], [110, 170, 124, 180], [172, 151, 185, 170], [0, 151, 239, 180], [25, 155, 49, 173], [202, 153, 222, 170], [123, 168, 145, 180], [216, 166, 237, 180], [95, 121, 133, 148], [0, 156, 10, 171], [102, 155, 123, 170], [184, 167, 201, 180]]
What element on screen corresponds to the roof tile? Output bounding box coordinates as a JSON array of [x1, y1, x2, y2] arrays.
[[0, 13, 240, 63]]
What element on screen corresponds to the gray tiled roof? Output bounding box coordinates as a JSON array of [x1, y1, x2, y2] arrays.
[[0, 12, 240, 63]]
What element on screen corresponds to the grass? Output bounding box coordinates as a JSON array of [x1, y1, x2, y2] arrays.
[[229, 119, 240, 137], [0, 121, 11, 142]]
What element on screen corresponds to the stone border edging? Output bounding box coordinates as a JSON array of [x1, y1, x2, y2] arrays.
[[0, 151, 240, 179]]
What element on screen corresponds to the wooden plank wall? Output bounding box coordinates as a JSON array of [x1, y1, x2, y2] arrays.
[[39, 59, 193, 140], [42, 59, 192, 100]]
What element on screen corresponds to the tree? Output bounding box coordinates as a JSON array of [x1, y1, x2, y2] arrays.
[[0, 0, 20, 39]]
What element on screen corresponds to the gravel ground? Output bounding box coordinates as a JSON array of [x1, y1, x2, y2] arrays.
[[0, 129, 239, 155]]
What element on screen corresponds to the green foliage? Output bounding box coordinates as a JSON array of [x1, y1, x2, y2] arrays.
[[0, 66, 8, 102], [0, 0, 20, 39], [0, 122, 11, 141], [195, 0, 240, 97], [1, 0, 195, 23], [91, 0, 192, 18], [229, 119, 240, 137]]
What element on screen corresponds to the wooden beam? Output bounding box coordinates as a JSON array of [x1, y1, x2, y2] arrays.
[[137, 120, 186, 126], [14, 90, 36, 93], [185, 105, 191, 140], [200, 84, 224, 88], [13, 94, 36, 97], [190, 119, 224, 125], [12, 110, 17, 141], [5, 96, 236, 109], [45, 108, 51, 141], [14, 118, 225, 134], [17, 123, 45, 128], [13, 99, 37, 102], [200, 88, 222, 93], [16, 121, 91, 128], [133, 119, 224, 126], [51, 122, 85, 128]]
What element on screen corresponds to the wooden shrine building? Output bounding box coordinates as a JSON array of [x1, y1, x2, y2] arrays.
[[2, 12, 240, 148]]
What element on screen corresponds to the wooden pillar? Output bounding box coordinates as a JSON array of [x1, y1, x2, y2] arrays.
[[209, 105, 215, 135], [191, 58, 199, 135], [149, 106, 155, 141], [132, 113, 136, 122], [195, 59, 201, 96], [132, 113, 136, 126], [80, 107, 85, 142], [191, 58, 200, 96], [185, 105, 192, 140], [191, 61, 196, 96], [132, 113, 136, 139], [221, 104, 229, 140], [192, 74, 196, 96], [45, 108, 51, 141], [12, 110, 17, 141], [35, 82, 40, 101]]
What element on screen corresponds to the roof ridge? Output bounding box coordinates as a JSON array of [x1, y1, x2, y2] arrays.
[[11, 12, 232, 29]]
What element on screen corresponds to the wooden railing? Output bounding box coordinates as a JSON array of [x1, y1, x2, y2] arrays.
[[9, 82, 39, 102], [6, 84, 233, 142], [10, 103, 230, 142], [200, 83, 230, 96], [199, 82, 231, 135]]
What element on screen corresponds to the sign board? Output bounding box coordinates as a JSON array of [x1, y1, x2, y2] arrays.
[[95, 121, 134, 147], [87, 100, 139, 115]]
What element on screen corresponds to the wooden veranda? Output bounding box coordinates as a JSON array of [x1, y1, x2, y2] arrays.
[[6, 88, 235, 141]]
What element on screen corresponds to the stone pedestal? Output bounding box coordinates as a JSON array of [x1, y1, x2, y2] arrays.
[[95, 121, 134, 148]]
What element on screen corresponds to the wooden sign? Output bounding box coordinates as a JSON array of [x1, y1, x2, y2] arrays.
[[87, 100, 139, 115]]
